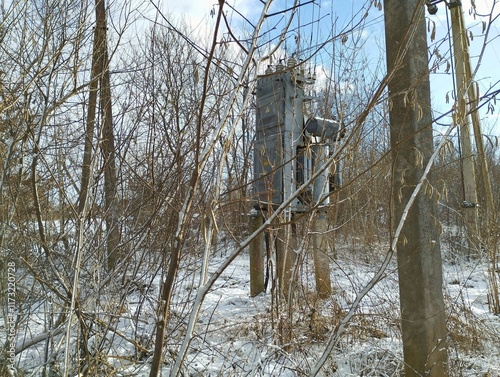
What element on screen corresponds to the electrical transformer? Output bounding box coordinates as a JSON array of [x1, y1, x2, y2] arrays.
[[253, 62, 343, 213]]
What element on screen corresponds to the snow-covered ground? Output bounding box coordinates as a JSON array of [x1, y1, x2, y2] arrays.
[[135, 240, 499, 376], [5, 235, 500, 376]]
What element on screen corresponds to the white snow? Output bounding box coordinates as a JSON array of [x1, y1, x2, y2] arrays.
[[6, 235, 500, 376]]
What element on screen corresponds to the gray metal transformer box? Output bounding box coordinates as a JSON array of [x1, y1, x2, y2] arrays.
[[254, 71, 304, 210], [254, 74, 285, 207], [253, 68, 343, 212]]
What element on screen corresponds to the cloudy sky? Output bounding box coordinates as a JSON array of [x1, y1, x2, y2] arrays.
[[157, 0, 499, 131]]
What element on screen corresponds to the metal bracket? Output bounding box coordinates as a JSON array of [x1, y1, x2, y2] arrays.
[[425, 0, 462, 14], [461, 201, 479, 208], [425, 0, 441, 15], [448, 0, 462, 8]]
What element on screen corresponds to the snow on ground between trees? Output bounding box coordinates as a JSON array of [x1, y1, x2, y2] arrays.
[[6, 236, 500, 376]]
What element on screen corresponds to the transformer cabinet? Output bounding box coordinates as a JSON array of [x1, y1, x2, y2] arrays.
[[250, 60, 344, 298]]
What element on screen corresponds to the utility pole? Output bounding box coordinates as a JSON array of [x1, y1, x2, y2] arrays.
[[428, 0, 499, 313], [449, 0, 480, 254], [448, 0, 499, 312], [384, 1, 449, 376], [249, 210, 265, 296]]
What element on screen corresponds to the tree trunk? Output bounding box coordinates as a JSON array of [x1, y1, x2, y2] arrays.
[[78, 12, 100, 215], [95, 0, 121, 269]]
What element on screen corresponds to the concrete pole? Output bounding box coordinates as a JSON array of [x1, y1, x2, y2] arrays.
[[449, 3, 480, 253], [383, 1, 449, 376], [249, 211, 265, 297]]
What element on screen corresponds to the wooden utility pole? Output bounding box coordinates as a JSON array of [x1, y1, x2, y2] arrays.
[[449, 1, 499, 313], [383, 1, 449, 376], [249, 211, 265, 296], [276, 219, 297, 300], [449, 1, 480, 253], [312, 213, 332, 298]]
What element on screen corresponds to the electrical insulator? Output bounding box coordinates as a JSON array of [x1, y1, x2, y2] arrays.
[[287, 57, 297, 68], [426, 3, 438, 14]]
